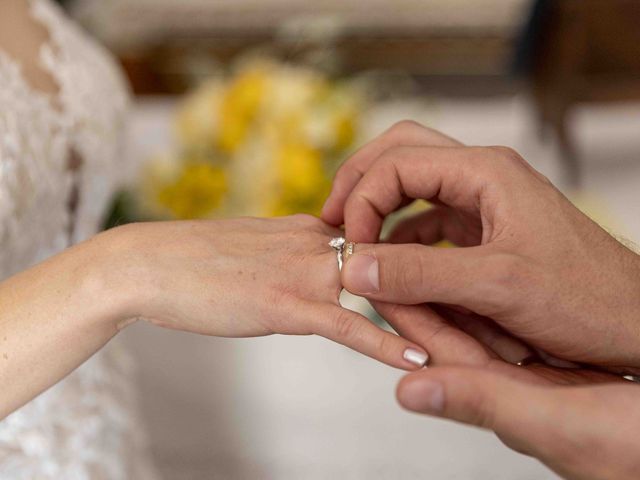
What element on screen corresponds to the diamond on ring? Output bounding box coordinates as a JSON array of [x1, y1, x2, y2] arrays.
[[328, 237, 346, 250], [329, 237, 356, 271]]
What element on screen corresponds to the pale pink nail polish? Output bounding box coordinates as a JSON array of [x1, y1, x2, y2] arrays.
[[403, 348, 429, 368]]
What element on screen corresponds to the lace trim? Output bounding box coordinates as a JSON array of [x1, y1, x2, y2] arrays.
[[0, 2, 155, 478], [31, 0, 131, 244], [0, 48, 70, 276]]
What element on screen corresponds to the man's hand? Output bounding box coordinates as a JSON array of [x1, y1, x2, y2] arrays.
[[397, 364, 640, 480], [368, 298, 640, 480], [322, 121, 640, 373]]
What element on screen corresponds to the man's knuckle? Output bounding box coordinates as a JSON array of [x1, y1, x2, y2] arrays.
[[533, 169, 553, 186], [388, 119, 424, 137], [467, 147, 504, 175], [380, 145, 411, 162], [489, 146, 524, 164]]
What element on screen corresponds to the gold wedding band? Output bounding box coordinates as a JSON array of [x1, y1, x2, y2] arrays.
[[345, 241, 355, 260]]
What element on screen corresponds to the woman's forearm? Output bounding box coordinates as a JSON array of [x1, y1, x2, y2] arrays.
[[0, 231, 129, 419]]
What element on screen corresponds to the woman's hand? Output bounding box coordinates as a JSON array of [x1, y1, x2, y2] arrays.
[[322, 121, 640, 374], [105, 214, 428, 370], [0, 214, 427, 420]]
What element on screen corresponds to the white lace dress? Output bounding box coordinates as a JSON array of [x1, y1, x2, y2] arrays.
[[0, 1, 157, 478]]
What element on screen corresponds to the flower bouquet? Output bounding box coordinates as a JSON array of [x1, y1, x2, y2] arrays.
[[124, 55, 366, 222]]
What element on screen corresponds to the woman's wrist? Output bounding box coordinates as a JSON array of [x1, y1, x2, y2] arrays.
[[0, 228, 139, 418], [73, 225, 147, 331]]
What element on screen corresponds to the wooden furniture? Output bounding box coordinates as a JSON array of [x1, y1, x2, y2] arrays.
[[71, 0, 529, 93], [529, 0, 640, 185]]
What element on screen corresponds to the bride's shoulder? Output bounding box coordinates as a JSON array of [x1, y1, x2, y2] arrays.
[[0, 0, 130, 116]]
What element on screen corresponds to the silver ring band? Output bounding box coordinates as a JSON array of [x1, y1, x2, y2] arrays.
[[329, 237, 346, 270]]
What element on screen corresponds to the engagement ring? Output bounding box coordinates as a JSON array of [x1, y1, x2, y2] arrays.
[[329, 237, 355, 271]]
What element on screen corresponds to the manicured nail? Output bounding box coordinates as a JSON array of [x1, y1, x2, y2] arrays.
[[403, 348, 429, 368], [345, 254, 379, 293], [399, 379, 445, 414]]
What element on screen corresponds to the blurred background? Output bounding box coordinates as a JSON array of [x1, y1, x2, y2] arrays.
[[61, 0, 639, 478]]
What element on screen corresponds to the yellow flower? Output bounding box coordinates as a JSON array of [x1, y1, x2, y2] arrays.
[[333, 110, 358, 152], [270, 143, 331, 216], [156, 162, 227, 219], [217, 66, 269, 154], [140, 56, 369, 222], [176, 79, 224, 150]]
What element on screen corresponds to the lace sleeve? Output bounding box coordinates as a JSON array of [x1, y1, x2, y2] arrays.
[[0, 2, 157, 478], [0, 51, 70, 276]]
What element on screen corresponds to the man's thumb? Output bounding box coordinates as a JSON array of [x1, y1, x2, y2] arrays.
[[396, 366, 640, 479], [396, 367, 567, 460], [341, 243, 491, 306]]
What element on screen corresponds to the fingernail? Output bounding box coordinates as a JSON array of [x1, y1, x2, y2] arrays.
[[403, 348, 429, 368], [345, 254, 379, 293], [399, 379, 445, 414]]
